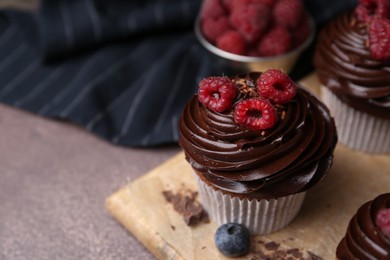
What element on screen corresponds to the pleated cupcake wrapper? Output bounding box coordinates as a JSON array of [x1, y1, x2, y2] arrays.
[[322, 87, 390, 153], [194, 173, 306, 235]]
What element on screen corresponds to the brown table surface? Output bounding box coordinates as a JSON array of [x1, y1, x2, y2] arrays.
[[0, 103, 179, 259]]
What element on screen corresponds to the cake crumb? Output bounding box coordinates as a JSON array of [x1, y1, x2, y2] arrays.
[[250, 240, 318, 260], [264, 241, 280, 251], [162, 189, 209, 226]]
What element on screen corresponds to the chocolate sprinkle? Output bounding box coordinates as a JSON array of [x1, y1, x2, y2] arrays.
[[162, 189, 209, 226]]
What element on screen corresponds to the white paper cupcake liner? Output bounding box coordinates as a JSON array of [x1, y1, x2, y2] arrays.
[[194, 173, 306, 235], [322, 87, 390, 153]]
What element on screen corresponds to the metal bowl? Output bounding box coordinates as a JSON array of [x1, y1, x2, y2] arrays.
[[194, 15, 315, 74]]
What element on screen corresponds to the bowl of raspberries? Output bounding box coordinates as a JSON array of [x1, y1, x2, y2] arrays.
[[196, 0, 314, 73]]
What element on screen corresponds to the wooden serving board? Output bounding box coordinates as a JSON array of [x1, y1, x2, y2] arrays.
[[106, 75, 390, 259]]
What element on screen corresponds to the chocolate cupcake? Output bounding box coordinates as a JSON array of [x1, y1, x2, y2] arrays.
[[179, 69, 337, 235], [336, 193, 390, 259], [314, 0, 390, 153]]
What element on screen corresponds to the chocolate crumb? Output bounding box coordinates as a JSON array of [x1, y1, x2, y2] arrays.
[[264, 241, 280, 251], [162, 189, 209, 226], [250, 241, 314, 260], [287, 248, 303, 258]]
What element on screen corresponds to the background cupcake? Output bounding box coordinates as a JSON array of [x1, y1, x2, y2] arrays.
[[336, 193, 390, 259], [314, 0, 390, 153], [179, 69, 337, 235]]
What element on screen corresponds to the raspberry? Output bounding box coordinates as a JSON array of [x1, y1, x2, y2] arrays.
[[216, 31, 246, 55], [256, 69, 297, 104], [201, 16, 232, 44], [224, 0, 276, 10], [376, 0, 390, 18], [198, 77, 238, 112], [355, 0, 390, 22], [234, 98, 278, 131], [201, 0, 227, 19], [258, 27, 292, 56], [229, 3, 270, 43], [273, 0, 304, 29], [376, 208, 390, 237], [368, 18, 390, 60]]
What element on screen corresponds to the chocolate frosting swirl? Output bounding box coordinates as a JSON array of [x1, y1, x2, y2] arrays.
[[179, 73, 337, 199], [336, 193, 390, 260], [313, 11, 390, 119]]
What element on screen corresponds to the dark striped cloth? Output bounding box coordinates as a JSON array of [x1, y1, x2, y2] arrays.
[[0, 0, 356, 147]]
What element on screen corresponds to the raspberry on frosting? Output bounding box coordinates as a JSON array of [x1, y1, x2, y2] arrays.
[[198, 77, 238, 112], [368, 18, 390, 60], [197, 69, 298, 131], [355, 0, 390, 22], [234, 97, 278, 131], [257, 69, 297, 104], [376, 208, 390, 237]]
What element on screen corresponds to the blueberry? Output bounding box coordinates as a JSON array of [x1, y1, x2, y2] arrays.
[[214, 223, 250, 257]]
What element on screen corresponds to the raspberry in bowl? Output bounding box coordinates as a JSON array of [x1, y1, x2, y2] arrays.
[[195, 0, 315, 74], [179, 69, 337, 235]]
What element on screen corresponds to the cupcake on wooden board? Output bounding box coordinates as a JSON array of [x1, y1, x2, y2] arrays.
[[314, 0, 390, 153], [336, 193, 390, 259], [179, 69, 337, 235]]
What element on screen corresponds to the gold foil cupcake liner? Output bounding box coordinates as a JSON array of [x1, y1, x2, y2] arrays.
[[322, 87, 390, 153], [194, 173, 306, 235]]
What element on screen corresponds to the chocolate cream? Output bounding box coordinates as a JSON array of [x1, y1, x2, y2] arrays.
[[336, 193, 390, 259], [179, 73, 337, 200], [314, 11, 390, 120]]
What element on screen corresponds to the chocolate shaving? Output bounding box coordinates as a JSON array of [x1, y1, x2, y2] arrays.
[[264, 241, 280, 251], [251, 239, 321, 260], [162, 189, 209, 226]]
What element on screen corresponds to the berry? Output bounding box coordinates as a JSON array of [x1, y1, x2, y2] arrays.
[[198, 77, 238, 112], [257, 69, 297, 104], [216, 31, 246, 55], [215, 223, 250, 257], [273, 0, 305, 29], [225, 0, 276, 10], [230, 3, 270, 43], [234, 98, 278, 131], [258, 26, 292, 56], [376, 208, 390, 237], [201, 0, 227, 19], [201, 16, 232, 43], [368, 18, 390, 60], [355, 0, 390, 22]]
